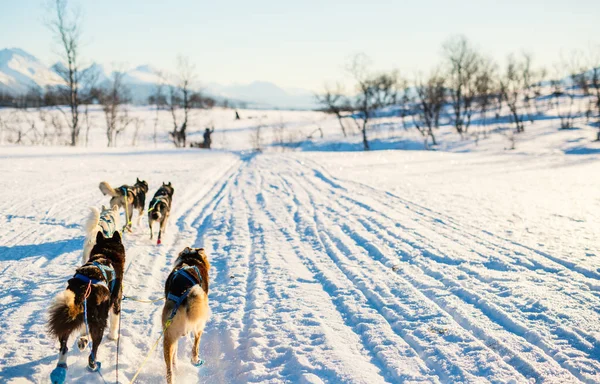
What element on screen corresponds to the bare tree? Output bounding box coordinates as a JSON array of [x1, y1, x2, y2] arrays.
[[474, 58, 498, 136], [315, 84, 350, 137], [48, 0, 83, 146], [99, 71, 132, 147], [169, 56, 196, 147], [412, 72, 446, 148], [348, 54, 399, 150], [500, 54, 528, 133], [251, 121, 264, 152], [397, 77, 412, 130], [581, 46, 600, 140], [443, 36, 481, 137], [150, 71, 167, 146], [550, 54, 582, 130]]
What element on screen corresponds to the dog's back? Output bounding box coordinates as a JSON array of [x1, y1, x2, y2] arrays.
[[149, 184, 174, 222], [162, 249, 209, 329]]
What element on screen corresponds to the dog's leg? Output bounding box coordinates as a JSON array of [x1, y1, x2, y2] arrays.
[[149, 220, 154, 240], [87, 323, 104, 371], [108, 309, 120, 341], [163, 333, 177, 384], [137, 207, 143, 226], [50, 336, 70, 383], [58, 336, 68, 364], [191, 330, 204, 366], [77, 324, 89, 351], [158, 214, 169, 241], [127, 203, 134, 231]]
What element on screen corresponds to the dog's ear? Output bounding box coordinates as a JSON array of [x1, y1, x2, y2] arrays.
[[137, 177, 140, 183], [96, 231, 105, 244], [163, 182, 167, 186], [111, 231, 122, 243], [168, 182, 172, 186], [111, 205, 119, 212], [101, 205, 106, 211], [181, 247, 191, 255], [198, 248, 210, 270]]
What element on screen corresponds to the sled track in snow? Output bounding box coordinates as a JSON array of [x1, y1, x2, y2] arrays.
[[191, 154, 599, 383]]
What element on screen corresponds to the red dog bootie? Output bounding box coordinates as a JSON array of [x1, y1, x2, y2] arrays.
[[157, 239, 162, 245]]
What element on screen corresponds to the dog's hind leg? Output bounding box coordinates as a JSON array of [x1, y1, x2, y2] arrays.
[[108, 310, 120, 341], [163, 333, 177, 384], [77, 324, 89, 351], [87, 323, 104, 371], [191, 330, 204, 366], [50, 336, 70, 384], [158, 214, 169, 243], [108, 295, 122, 341], [136, 207, 143, 227], [149, 220, 154, 240]]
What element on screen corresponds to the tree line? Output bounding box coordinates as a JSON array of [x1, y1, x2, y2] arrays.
[[317, 36, 600, 150]]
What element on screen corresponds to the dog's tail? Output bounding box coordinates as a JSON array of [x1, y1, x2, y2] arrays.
[[48, 285, 111, 340], [99, 181, 119, 197], [149, 201, 164, 221], [82, 207, 101, 264], [47, 290, 84, 339], [85, 207, 101, 235]]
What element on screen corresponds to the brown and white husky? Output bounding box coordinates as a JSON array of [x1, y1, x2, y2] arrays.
[[162, 247, 210, 384]]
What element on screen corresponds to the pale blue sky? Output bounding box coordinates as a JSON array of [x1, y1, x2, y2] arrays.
[[0, 0, 598, 91]]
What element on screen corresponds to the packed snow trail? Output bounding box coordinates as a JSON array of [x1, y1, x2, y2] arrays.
[[1, 148, 599, 383]]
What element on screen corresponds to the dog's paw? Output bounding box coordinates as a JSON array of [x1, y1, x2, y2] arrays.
[[77, 337, 88, 351], [191, 358, 204, 367], [87, 361, 101, 372], [50, 363, 68, 384]]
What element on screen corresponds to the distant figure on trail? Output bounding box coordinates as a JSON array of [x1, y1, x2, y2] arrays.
[[203, 127, 215, 149], [235, 110, 240, 120]]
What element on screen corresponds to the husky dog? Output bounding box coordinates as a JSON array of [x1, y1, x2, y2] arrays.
[[148, 182, 174, 245], [82, 205, 120, 264], [48, 232, 125, 383], [162, 247, 210, 384], [99, 178, 148, 231]]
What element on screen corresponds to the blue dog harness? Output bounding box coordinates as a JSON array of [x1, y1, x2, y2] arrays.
[[166, 265, 202, 319], [74, 261, 117, 294], [98, 213, 117, 238]]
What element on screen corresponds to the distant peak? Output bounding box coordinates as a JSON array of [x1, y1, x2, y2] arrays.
[[0, 47, 39, 63], [133, 64, 157, 73]]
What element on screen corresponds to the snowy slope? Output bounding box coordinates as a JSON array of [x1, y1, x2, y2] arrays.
[[1, 144, 599, 383]]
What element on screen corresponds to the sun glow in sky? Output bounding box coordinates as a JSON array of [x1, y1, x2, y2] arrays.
[[0, 0, 598, 91]]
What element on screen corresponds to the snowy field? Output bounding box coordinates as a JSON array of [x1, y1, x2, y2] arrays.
[[1, 106, 600, 383]]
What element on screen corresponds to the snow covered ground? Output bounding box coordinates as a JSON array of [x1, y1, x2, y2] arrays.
[[1, 143, 600, 383], [1, 104, 600, 383]]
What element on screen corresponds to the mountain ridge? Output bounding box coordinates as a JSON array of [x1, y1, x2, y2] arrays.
[[0, 48, 317, 110]]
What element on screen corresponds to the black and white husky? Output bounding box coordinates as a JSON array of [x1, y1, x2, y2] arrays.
[[82, 205, 120, 264], [99, 178, 148, 231], [47, 231, 125, 384], [148, 182, 174, 245]]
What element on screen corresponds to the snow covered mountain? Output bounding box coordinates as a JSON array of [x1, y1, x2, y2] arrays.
[[0, 48, 317, 109], [0, 48, 63, 94]]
